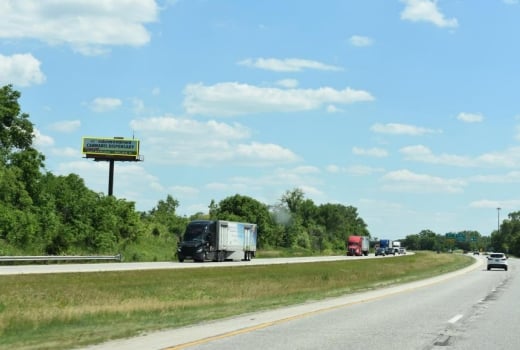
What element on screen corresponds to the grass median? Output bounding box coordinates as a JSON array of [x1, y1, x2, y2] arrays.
[[0, 251, 473, 350]]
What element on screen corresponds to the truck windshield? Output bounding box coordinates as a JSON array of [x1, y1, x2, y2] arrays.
[[183, 223, 207, 241]]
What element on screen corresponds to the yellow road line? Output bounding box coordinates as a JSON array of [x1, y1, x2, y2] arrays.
[[163, 257, 482, 350]]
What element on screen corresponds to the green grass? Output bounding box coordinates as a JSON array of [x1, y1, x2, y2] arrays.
[[0, 252, 473, 350]]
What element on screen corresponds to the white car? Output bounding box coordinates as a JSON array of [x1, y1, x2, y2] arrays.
[[487, 253, 508, 271]]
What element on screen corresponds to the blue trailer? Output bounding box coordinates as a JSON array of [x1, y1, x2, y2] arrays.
[[379, 239, 392, 249]]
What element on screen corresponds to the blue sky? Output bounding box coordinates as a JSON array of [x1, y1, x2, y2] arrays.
[[1, 0, 519, 240]]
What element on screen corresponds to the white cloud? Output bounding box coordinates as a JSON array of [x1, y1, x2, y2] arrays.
[[33, 128, 54, 147], [503, 0, 518, 4], [237, 58, 342, 72], [400, 145, 520, 168], [325, 164, 385, 176], [245, 167, 323, 188], [298, 185, 324, 197], [131, 98, 145, 114], [469, 199, 520, 210], [471, 171, 520, 184], [292, 166, 321, 174], [457, 112, 484, 123], [130, 116, 299, 166], [271, 167, 324, 194], [359, 198, 404, 211], [326, 105, 343, 113], [352, 146, 388, 157], [184, 82, 375, 116], [276, 79, 299, 88], [51, 147, 79, 158], [0, 0, 159, 55], [236, 142, 299, 162], [400, 145, 475, 167], [48, 120, 81, 133], [516, 125, 520, 141], [326, 164, 340, 173], [205, 182, 231, 191], [346, 165, 386, 176], [131, 116, 251, 139], [90, 97, 122, 112], [169, 185, 199, 197], [349, 35, 374, 47], [382, 169, 466, 193], [400, 0, 458, 28], [57, 160, 163, 200], [371, 123, 440, 135], [477, 147, 520, 168], [0, 53, 45, 87]]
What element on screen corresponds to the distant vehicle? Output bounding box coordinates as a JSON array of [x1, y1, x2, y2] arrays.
[[177, 220, 257, 262], [392, 241, 401, 254], [384, 247, 395, 256], [379, 239, 392, 250], [399, 247, 406, 255], [375, 247, 386, 256], [487, 253, 508, 271], [346, 236, 369, 256], [473, 250, 480, 255]]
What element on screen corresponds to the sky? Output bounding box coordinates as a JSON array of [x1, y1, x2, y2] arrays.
[[1, 0, 520, 240]]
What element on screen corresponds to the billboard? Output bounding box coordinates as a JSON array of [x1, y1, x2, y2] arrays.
[[82, 137, 140, 158]]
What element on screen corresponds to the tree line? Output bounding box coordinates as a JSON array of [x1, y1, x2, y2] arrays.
[[0, 85, 517, 259]]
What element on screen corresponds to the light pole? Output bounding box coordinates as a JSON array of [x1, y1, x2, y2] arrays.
[[497, 207, 501, 234]]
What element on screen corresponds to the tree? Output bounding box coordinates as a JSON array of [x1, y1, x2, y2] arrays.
[[417, 229, 437, 250], [402, 234, 420, 250], [317, 203, 369, 244], [146, 195, 187, 239], [0, 85, 42, 162], [281, 188, 305, 214], [491, 210, 520, 255], [212, 194, 274, 248], [0, 85, 45, 203], [10, 147, 45, 200]]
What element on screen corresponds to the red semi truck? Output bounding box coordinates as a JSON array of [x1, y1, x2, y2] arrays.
[[347, 235, 370, 256]]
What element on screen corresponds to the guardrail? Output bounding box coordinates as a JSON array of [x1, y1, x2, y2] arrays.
[[0, 254, 122, 262]]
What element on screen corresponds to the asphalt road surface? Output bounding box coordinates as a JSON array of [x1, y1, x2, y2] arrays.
[[0, 254, 386, 275], [5, 253, 514, 350], [75, 254, 518, 350]]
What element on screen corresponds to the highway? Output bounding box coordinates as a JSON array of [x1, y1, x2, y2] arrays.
[[77, 254, 517, 350], [4, 253, 515, 350]]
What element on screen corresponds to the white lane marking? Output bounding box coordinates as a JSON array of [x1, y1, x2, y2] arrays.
[[449, 314, 463, 324]]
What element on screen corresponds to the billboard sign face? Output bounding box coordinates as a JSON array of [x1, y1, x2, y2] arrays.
[[82, 137, 140, 157]]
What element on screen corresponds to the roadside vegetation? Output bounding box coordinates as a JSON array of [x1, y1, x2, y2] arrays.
[[0, 251, 473, 350], [1, 85, 516, 262]]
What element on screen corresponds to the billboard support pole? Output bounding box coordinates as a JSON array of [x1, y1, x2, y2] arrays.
[[108, 159, 115, 196], [82, 137, 143, 197]]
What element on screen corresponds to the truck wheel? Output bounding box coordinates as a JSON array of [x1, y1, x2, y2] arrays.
[[178, 257, 184, 262]]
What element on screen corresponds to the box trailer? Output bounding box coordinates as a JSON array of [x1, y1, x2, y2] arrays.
[[346, 235, 369, 256], [177, 220, 257, 262]]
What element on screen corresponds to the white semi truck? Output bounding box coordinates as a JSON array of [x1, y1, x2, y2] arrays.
[[177, 220, 257, 262], [392, 241, 401, 254]]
